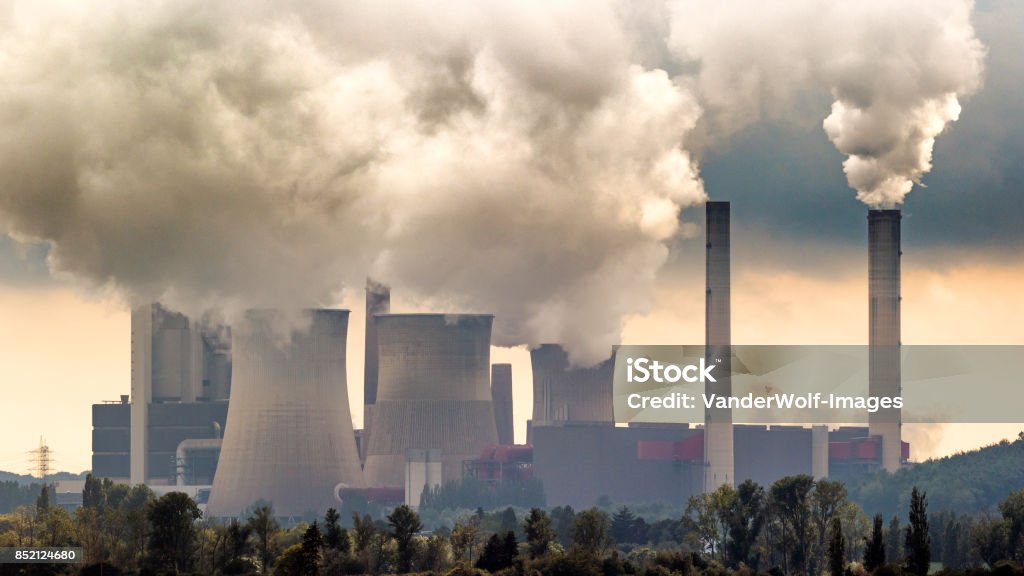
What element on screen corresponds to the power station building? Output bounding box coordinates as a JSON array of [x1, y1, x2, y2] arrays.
[[91, 304, 230, 485]]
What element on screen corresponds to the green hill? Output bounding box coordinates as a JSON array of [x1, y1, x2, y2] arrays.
[[846, 433, 1024, 517]]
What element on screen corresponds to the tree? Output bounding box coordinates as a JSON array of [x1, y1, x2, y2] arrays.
[[612, 506, 647, 545], [727, 479, 766, 568], [36, 484, 50, 516], [864, 514, 886, 572], [451, 517, 480, 562], [247, 505, 279, 575], [886, 516, 902, 564], [571, 508, 610, 558], [388, 504, 423, 573], [500, 507, 518, 536], [812, 480, 848, 574], [970, 514, 1009, 567], [686, 484, 735, 562], [353, 512, 377, 556], [524, 507, 556, 559], [905, 487, 931, 576], [147, 491, 202, 573], [301, 521, 325, 576], [828, 517, 845, 576], [82, 474, 105, 509], [999, 487, 1024, 561], [324, 507, 349, 554], [476, 532, 518, 573], [769, 475, 815, 574], [551, 506, 576, 547]]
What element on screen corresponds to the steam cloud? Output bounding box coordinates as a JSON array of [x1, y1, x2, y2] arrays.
[[0, 1, 985, 363], [669, 0, 985, 207]]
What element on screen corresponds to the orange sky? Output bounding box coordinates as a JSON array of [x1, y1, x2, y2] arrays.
[[1, 260, 1022, 474]]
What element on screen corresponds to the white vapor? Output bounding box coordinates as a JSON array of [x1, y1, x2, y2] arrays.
[[0, 0, 985, 363], [669, 0, 985, 207], [0, 1, 704, 364]]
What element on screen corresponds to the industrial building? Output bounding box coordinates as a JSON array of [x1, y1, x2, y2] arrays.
[[363, 314, 499, 488], [92, 304, 230, 485], [205, 309, 365, 518]]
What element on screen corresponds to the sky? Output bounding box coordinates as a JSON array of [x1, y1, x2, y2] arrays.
[[0, 0, 1022, 475]]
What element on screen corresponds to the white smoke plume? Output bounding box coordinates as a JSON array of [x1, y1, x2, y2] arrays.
[[0, 1, 704, 364], [669, 0, 985, 207], [0, 0, 985, 363]]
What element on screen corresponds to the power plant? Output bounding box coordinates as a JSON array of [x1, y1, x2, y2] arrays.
[[205, 309, 365, 518], [90, 201, 910, 514], [362, 314, 499, 489]]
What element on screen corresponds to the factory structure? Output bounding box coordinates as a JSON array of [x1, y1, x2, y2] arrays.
[[91, 203, 909, 516]]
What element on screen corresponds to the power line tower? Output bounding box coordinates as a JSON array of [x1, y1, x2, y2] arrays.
[[30, 436, 52, 481]]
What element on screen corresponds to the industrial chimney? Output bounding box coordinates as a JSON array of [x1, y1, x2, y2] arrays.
[[704, 201, 734, 491], [868, 209, 902, 472], [363, 280, 390, 461], [363, 314, 498, 488], [205, 309, 365, 518], [491, 364, 514, 445]]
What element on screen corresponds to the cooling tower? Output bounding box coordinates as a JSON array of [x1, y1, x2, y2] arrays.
[[363, 280, 390, 461], [205, 309, 365, 518], [363, 314, 498, 488], [530, 344, 614, 425], [491, 364, 514, 445], [704, 201, 734, 491], [868, 209, 902, 472]]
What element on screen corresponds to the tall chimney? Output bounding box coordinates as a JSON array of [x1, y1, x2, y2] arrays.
[[868, 209, 902, 472], [704, 201, 734, 491], [363, 279, 390, 458], [491, 364, 514, 445]]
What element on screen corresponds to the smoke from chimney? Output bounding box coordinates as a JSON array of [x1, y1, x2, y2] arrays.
[[0, 1, 985, 363]]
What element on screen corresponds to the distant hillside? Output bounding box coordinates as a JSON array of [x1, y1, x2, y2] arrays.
[[0, 470, 88, 485], [845, 433, 1024, 517]]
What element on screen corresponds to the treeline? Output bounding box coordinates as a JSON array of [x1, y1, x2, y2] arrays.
[[0, 480, 44, 514], [844, 434, 1024, 516], [2, 474, 1024, 575], [419, 478, 545, 512]]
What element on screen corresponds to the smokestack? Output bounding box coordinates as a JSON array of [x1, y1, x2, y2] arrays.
[[205, 309, 365, 517], [363, 314, 498, 488], [704, 201, 733, 491], [529, 344, 614, 426], [491, 364, 514, 445], [868, 209, 902, 472], [363, 279, 390, 459]]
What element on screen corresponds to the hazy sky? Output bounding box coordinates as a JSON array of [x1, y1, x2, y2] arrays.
[[1, 0, 1022, 474]]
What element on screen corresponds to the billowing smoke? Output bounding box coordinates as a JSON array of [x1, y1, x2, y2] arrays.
[[0, 1, 985, 363], [0, 1, 704, 363], [669, 0, 985, 207]]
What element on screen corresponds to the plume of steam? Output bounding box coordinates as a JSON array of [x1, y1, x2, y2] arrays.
[[0, 0, 987, 363], [0, 1, 704, 364], [668, 0, 985, 207]]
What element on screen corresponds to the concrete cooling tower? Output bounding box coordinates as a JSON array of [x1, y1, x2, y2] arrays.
[[868, 209, 902, 472], [205, 309, 365, 518], [530, 344, 614, 426], [363, 314, 498, 488]]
